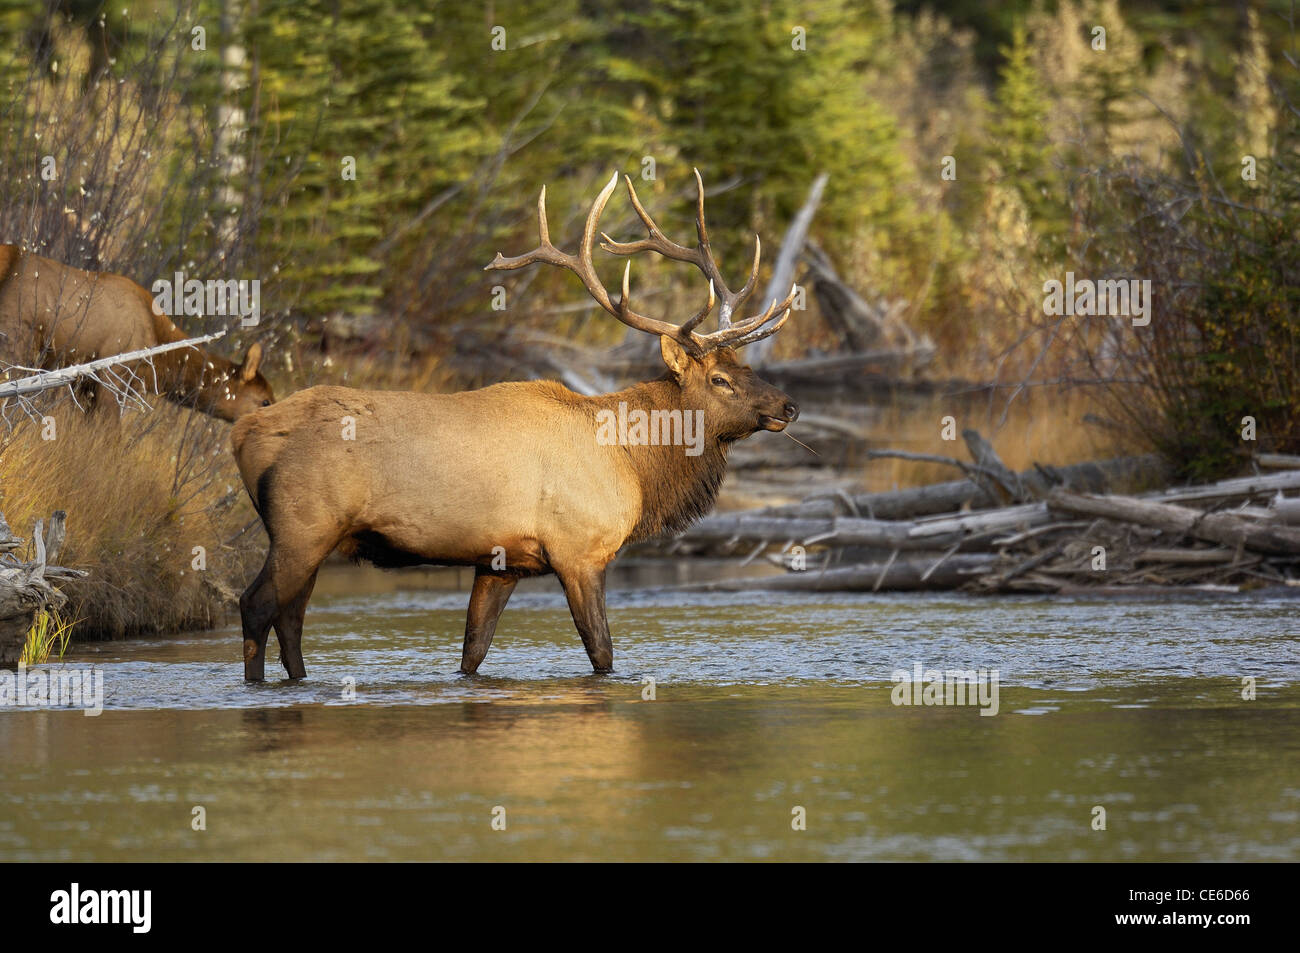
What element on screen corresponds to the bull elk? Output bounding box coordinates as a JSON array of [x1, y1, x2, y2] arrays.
[[0, 245, 274, 420], [231, 170, 799, 680]]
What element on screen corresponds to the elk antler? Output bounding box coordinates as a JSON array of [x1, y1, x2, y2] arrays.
[[486, 171, 795, 355], [602, 169, 796, 352]]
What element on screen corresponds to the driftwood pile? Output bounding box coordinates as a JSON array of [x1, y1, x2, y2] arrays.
[[0, 510, 83, 668], [656, 433, 1300, 595]]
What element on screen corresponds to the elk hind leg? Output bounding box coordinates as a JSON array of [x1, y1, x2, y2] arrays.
[[273, 569, 318, 679], [240, 560, 276, 682], [242, 540, 332, 682]]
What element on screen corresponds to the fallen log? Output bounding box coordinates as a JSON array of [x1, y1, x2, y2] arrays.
[[659, 445, 1300, 592], [907, 502, 1049, 539], [1268, 495, 1300, 525], [707, 459, 1300, 530], [753, 453, 1172, 521], [1133, 547, 1238, 564], [681, 554, 998, 592], [1256, 454, 1300, 470], [0, 330, 227, 400], [1142, 470, 1300, 505], [678, 513, 968, 551], [768, 474, 995, 520], [1047, 490, 1300, 556], [802, 238, 920, 353], [747, 172, 828, 366], [962, 428, 1026, 503]]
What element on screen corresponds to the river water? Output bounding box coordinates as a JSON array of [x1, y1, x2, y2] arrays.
[[2, 569, 1298, 861]]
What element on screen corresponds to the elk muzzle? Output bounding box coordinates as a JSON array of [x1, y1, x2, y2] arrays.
[[758, 395, 799, 432]]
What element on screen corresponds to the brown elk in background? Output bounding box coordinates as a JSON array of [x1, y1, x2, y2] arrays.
[[0, 245, 274, 420], [231, 171, 799, 680]]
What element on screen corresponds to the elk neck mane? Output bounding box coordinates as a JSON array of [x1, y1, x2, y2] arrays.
[[569, 376, 729, 543]]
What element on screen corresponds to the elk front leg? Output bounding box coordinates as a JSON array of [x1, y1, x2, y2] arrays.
[[556, 565, 614, 673], [459, 569, 518, 674]]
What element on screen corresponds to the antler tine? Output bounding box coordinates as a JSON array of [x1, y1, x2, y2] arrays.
[[486, 173, 684, 341], [698, 282, 797, 349], [579, 171, 618, 261], [727, 304, 794, 348], [484, 185, 570, 274], [617, 261, 636, 321], [680, 279, 716, 336], [485, 183, 582, 277], [603, 174, 738, 306], [690, 167, 715, 268], [603, 175, 695, 263], [733, 234, 762, 313], [537, 184, 550, 245], [690, 168, 760, 329]]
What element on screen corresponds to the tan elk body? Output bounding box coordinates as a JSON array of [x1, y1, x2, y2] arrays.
[[0, 244, 273, 419], [232, 171, 799, 680]]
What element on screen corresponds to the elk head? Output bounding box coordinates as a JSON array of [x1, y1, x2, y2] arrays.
[[195, 341, 275, 421], [486, 170, 799, 443]]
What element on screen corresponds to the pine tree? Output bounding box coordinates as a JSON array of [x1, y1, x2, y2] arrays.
[[251, 0, 484, 319], [991, 22, 1064, 256]]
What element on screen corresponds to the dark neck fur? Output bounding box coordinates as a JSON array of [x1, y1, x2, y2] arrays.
[[586, 376, 730, 543]]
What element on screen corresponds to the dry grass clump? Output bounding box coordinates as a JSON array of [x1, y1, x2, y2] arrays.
[[0, 404, 261, 639], [861, 386, 1128, 493]]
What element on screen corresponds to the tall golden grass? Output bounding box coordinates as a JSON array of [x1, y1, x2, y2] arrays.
[[0, 402, 261, 639], [858, 386, 1131, 494]]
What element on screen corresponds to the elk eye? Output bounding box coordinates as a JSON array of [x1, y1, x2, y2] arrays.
[[711, 376, 733, 390], [261, 399, 272, 407]]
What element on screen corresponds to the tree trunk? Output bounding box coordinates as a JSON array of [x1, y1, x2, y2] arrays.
[[745, 172, 827, 365], [215, 0, 248, 251]]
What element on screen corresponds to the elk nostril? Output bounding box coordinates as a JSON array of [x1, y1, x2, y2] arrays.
[[784, 402, 799, 421]]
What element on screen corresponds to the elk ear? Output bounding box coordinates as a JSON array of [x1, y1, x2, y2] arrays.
[[239, 341, 263, 382], [659, 335, 692, 382]]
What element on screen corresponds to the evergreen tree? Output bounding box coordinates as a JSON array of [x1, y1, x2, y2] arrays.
[[991, 21, 1064, 256], [251, 0, 484, 318]]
